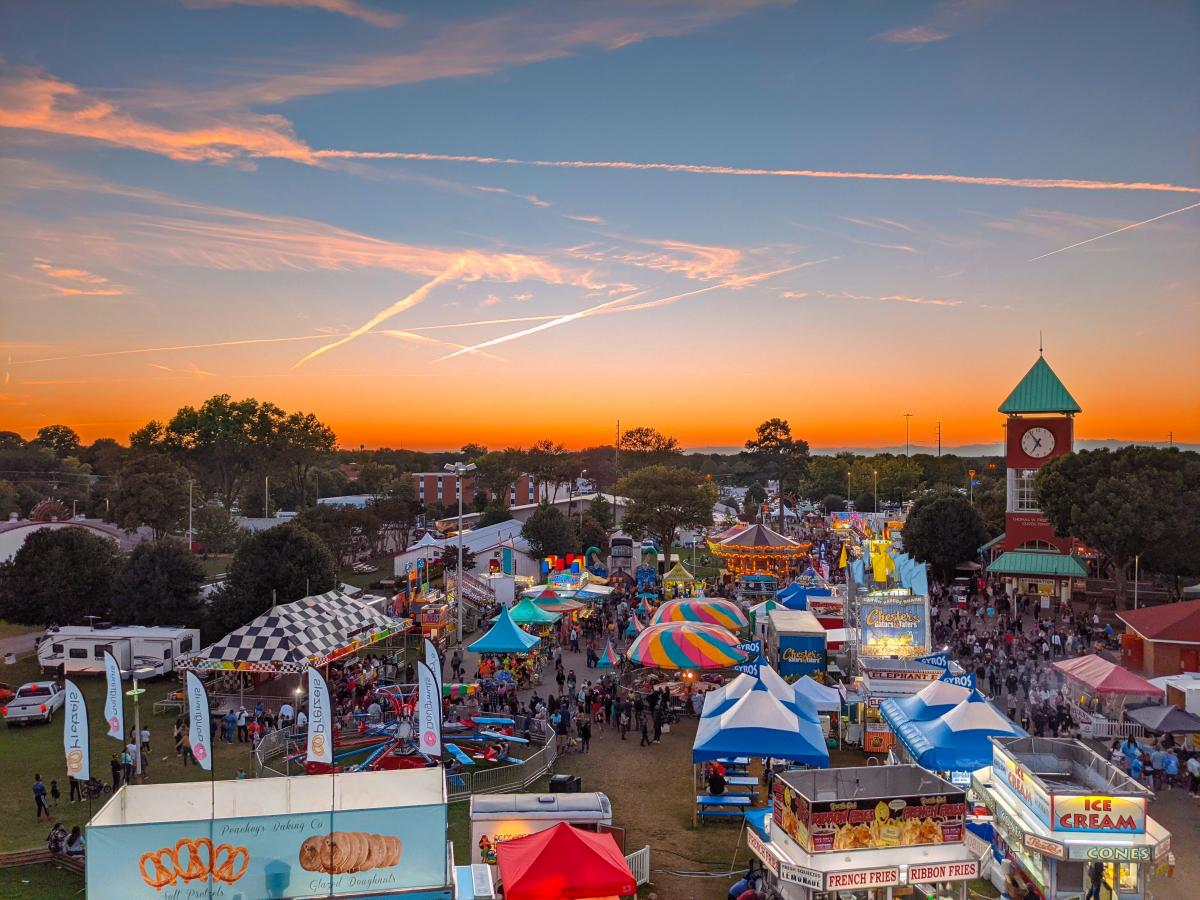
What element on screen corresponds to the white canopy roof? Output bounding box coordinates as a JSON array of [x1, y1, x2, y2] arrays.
[[940, 698, 1019, 733]]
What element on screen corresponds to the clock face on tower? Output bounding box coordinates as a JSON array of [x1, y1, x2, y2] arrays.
[[1021, 426, 1056, 459]]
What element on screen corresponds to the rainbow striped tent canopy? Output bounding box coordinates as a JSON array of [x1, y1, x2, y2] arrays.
[[650, 598, 749, 632], [626, 622, 748, 670], [596, 641, 619, 669]]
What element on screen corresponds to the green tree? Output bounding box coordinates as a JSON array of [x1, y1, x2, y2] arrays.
[[207, 525, 336, 637], [820, 493, 845, 513], [579, 515, 610, 557], [193, 504, 245, 554], [439, 542, 478, 573], [31, 424, 82, 458], [0, 480, 19, 518], [358, 461, 397, 495], [617, 465, 715, 572], [477, 500, 511, 528], [276, 411, 337, 505], [902, 490, 988, 582], [743, 481, 767, 515], [586, 494, 614, 530], [460, 442, 488, 460], [80, 438, 129, 476], [802, 456, 850, 501], [744, 418, 810, 529], [0, 527, 120, 625], [617, 427, 682, 472], [523, 439, 572, 502], [109, 453, 190, 540], [116, 541, 205, 627], [1037, 447, 1198, 606], [520, 503, 579, 559], [473, 448, 523, 502], [0, 431, 24, 450], [296, 505, 371, 568], [854, 490, 877, 513]]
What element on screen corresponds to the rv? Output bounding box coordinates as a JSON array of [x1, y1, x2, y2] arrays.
[[37, 624, 201, 677]]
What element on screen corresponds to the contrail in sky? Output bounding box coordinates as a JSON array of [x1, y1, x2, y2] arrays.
[[314, 150, 1200, 195], [1029, 201, 1200, 261]]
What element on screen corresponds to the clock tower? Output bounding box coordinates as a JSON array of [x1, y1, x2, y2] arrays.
[[987, 353, 1087, 601]]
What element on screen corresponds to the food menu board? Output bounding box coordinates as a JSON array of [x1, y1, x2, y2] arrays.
[[773, 781, 966, 853]]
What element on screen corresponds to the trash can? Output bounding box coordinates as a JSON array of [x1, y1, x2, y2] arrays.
[[549, 774, 581, 793]]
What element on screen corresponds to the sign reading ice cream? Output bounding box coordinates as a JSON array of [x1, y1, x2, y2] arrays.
[[1053, 795, 1146, 835]]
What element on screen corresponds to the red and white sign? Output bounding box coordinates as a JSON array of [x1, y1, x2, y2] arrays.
[[826, 868, 900, 890], [1025, 834, 1066, 859], [747, 830, 780, 878], [908, 861, 980, 883]]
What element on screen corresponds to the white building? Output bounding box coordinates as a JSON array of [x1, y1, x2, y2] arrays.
[[393, 519, 540, 580]]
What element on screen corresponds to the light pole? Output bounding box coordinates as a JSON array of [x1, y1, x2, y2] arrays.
[[126, 665, 155, 778], [873, 469, 878, 513], [579, 469, 588, 526], [904, 413, 913, 457], [1133, 554, 1140, 609], [444, 461, 477, 646], [186, 479, 193, 551], [968, 469, 976, 505]]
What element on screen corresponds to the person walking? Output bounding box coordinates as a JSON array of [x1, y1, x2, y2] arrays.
[[49, 780, 60, 806], [33, 774, 51, 822], [579, 718, 591, 754], [110, 755, 122, 791], [224, 708, 237, 744], [69, 774, 83, 802], [1084, 860, 1105, 900], [236, 706, 249, 743], [639, 716, 652, 747]]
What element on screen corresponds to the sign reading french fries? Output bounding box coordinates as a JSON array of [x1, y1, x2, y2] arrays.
[[772, 781, 966, 853]]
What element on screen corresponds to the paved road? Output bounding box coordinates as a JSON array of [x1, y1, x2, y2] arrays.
[[0, 630, 39, 659]]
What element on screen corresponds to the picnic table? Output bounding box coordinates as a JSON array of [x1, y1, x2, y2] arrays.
[[695, 793, 752, 824], [153, 698, 184, 716], [726, 776, 758, 787]]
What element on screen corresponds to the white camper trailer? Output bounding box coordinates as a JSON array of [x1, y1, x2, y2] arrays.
[[37, 624, 200, 677]]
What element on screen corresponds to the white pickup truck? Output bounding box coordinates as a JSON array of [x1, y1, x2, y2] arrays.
[[1, 681, 65, 726]]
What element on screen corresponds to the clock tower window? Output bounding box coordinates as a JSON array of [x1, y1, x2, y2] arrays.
[[1010, 468, 1039, 512]]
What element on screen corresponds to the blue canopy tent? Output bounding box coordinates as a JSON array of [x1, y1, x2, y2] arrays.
[[703, 666, 820, 724], [775, 582, 803, 603], [693, 684, 829, 767], [468, 606, 542, 654], [893, 694, 1023, 772], [792, 675, 841, 713], [880, 680, 973, 729]]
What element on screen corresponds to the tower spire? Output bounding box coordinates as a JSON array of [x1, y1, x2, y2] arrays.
[[1039, 331, 1043, 356]]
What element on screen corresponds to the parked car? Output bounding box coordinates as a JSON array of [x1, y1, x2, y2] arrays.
[[2, 681, 65, 726]]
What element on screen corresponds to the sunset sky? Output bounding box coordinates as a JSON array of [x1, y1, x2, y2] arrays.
[[2, 1, 1197, 451]]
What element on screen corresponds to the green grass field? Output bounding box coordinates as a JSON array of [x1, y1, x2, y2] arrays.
[[0, 653, 254, 853], [0, 621, 38, 641], [0, 863, 83, 899]]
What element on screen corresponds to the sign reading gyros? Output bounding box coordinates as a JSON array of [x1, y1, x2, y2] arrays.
[[772, 782, 966, 853]]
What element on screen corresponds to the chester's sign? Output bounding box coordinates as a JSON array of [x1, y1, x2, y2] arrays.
[[864, 608, 922, 629]]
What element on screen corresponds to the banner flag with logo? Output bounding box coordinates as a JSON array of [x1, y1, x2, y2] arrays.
[[939, 670, 976, 690], [736, 640, 762, 656], [916, 652, 950, 670], [416, 661, 442, 758], [424, 638, 442, 681], [185, 671, 212, 771], [63, 679, 90, 782], [102, 650, 125, 741], [306, 667, 333, 766]]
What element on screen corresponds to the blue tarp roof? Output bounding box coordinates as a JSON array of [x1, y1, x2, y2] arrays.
[[467, 606, 542, 654], [893, 694, 1023, 772]]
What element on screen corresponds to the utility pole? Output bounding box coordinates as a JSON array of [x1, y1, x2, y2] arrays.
[[904, 413, 913, 457], [264, 475, 270, 518], [935, 422, 942, 457], [187, 479, 193, 550], [1168, 431, 1174, 448]]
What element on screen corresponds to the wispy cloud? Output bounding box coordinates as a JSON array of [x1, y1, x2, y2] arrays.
[[183, 0, 404, 28], [880, 26, 948, 45], [479, 294, 502, 308], [818, 290, 961, 307], [566, 214, 607, 224], [875, 1, 1004, 45], [319, 149, 1200, 195], [565, 237, 745, 281], [779, 290, 809, 299], [29, 258, 124, 296], [836, 214, 914, 233]]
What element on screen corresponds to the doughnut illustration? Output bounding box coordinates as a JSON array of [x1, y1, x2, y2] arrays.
[[299, 833, 402, 875]]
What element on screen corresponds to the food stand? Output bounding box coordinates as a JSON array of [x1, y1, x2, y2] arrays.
[[973, 737, 1172, 899], [766, 609, 827, 681], [87, 767, 453, 899], [748, 765, 981, 899], [849, 658, 948, 753], [858, 589, 930, 659]]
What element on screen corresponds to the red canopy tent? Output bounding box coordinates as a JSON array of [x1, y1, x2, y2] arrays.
[[1052, 654, 1163, 696], [495, 823, 637, 900]]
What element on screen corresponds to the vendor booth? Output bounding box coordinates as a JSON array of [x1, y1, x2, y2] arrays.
[[494, 822, 636, 900], [848, 658, 949, 753], [767, 609, 827, 681], [748, 765, 981, 899], [87, 767, 452, 899], [1052, 654, 1164, 727], [973, 737, 1172, 900], [469, 793, 613, 867], [662, 561, 697, 597]]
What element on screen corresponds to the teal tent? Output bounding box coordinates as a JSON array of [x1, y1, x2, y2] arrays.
[[469, 606, 542, 654]]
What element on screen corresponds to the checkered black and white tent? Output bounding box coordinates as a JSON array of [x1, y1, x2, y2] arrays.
[[179, 590, 403, 673]]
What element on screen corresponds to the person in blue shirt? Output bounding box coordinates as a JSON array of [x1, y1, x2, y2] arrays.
[[1130, 754, 1144, 783]]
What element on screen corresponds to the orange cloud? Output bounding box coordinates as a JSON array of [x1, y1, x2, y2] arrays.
[[565, 238, 744, 281], [183, 0, 404, 28]]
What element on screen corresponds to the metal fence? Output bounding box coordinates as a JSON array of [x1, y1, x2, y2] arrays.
[[625, 846, 651, 886]]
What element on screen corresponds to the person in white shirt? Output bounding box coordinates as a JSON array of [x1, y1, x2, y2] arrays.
[[140, 727, 150, 754], [279, 702, 295, 726], [295, 709, 308, 729]]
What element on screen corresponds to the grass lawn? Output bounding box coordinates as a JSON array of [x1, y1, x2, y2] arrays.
[[0, 863, 83, 899], [197, 554, 232, 579], [669, 545, 723, 582], [0, 653, 254, 853], [0, 621, 38, 640]]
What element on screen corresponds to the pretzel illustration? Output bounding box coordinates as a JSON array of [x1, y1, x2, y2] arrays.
[[138, 838, 250, 891], [299, 832, 402, 875]]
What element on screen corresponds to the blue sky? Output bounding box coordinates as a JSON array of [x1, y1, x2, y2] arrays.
[[1, 0, 1197, 449]]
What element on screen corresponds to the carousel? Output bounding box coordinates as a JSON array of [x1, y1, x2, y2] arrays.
[[708, 523, 810, 579]]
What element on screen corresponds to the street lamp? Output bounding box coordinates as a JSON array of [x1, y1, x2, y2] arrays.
[[125, 665, 156, 779], [873, 469, 878, 513], [579, 469, 588, 526], [904, 413, 913, 457], [443, 461, 477, 646]]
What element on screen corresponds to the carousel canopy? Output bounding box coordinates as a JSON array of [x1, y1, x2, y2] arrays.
[[495, 823, 636, 900], [626, 621, 747, 670], [693, 684, 829, 766], [534, 595, 585, 614], [1052, 654, 1164, 696], [651, 597, 749, 632], [894, 694, 1023, 772], [468, 606, 541, 654], [714, 523, 802, 549], [494, 597, 561, 626], [179, 591, 401, 673]]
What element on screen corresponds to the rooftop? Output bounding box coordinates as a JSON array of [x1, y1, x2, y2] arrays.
[[993, 736, 1151, 798], [779, 764, 959, 803], [1118, 599, 1200, 644], [998, 354, 1081, 415]]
